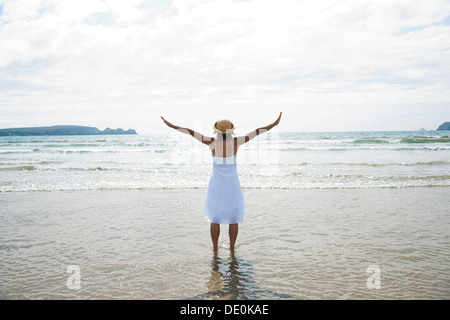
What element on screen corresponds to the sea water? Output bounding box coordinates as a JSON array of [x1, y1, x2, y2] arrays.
[[1, 130, 450, 191], [0, 130, 449, 299]]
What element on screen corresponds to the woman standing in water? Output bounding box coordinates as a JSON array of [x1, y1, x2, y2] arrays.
[[161, 112, 282, 254]]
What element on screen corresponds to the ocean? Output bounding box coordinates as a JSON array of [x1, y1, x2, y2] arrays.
[[1, 130, 449, 300], [1, 130, 450, 191]]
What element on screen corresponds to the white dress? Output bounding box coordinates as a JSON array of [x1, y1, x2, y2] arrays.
[[204, 154, 244, 224]]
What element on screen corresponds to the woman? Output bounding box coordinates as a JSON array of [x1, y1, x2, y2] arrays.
[[161, 112, 282, 254]]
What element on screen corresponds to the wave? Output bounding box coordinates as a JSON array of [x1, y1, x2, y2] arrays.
[[62, 167, 109, 171], [395, 161, 450, 166], [3, 141, 450, 155], [0, 160, 61, 166], [43, 143, 102, 148], [353, 138, 450, 144], [2, 181, 449, 192], [0, 165, 111, 172], [2, 160, 449, 172], [401, 138, 450, 144], [0, 165, 37, 171], [63, 150, 92, 154], [413, 135, 449, 139], [280, 161, 450, 167], [3, 148, 171, 154], [327, 174, 450, 181], [353, 139, 390, 144], [0, 151, 31, 154], [278, 146, 450, 153]]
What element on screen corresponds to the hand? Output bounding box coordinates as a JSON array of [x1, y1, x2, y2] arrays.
[[161, 116, 174, 128], [273, 112, 282, 126]]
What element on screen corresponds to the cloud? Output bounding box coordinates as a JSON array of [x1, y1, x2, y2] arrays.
[[0, 0, 449, 132]]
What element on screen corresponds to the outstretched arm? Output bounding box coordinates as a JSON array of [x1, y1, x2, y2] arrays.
[[161, 116, 214, 145], [237, 112, 282, 145]]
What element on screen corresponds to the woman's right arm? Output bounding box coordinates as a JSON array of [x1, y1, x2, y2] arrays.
[[161, 116, 214, 146], [237, 112, 282, 146]]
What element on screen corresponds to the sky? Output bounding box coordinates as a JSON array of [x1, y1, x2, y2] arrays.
[[0, 0, 449, 134]]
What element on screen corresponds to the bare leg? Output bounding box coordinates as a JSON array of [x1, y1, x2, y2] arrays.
[[210, 223, 220, 254], [229, 223, 238, 253]]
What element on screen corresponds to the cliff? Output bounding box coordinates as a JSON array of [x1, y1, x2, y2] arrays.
[[0, 125, 137, 136], [436, 122, 450, 130]]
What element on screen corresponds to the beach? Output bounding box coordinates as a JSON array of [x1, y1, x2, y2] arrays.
[[2, 0, 450, 303], [1, 131, 449, 299], [1, 187, 449, 299]]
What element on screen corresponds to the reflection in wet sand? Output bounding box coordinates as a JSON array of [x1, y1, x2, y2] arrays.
[[193, 253, 296, 300]]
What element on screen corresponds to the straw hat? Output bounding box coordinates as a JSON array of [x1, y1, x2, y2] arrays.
[[213, 119, 235, 134]]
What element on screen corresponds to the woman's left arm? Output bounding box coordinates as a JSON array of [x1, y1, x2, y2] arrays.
[[161, 116, 214, 145]]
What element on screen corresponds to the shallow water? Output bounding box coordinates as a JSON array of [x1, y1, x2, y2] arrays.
[[1, 188, 448, 299]]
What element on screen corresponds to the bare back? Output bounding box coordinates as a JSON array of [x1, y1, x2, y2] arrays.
[[209, 136, 247, 157]]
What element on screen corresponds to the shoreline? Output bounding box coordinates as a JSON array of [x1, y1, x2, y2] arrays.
[[1, 184, 449, 193]]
